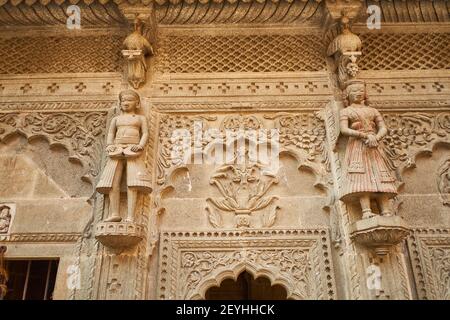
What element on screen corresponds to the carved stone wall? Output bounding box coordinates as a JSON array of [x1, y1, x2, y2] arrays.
[[0, 0, 449, 301]]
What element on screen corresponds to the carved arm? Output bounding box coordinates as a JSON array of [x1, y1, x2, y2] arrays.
[[340, 116, 367, 140], [106, 117, 117, 146], [375, 113, 388, 141], [139, 116, 149, 148]]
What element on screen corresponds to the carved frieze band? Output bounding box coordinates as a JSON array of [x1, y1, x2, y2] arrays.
[[0, 74, 122, 100], [0, 232, 82, 242], [151, 101, 328, 112], [407, 228, 450, 300], [1, 0, 447, 26], [158, 229, 336, 300], [151, 79, 333, 101], [359, 71, 450, 109]]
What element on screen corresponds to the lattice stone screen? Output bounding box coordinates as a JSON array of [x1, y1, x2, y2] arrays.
[[156, 34, 327, 73], [360, 33, 450, 71], [0, 35, 124, 74]]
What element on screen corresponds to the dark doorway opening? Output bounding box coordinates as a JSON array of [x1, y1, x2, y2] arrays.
[[205, 271, 287, 300], [3, 259, 59, 300]]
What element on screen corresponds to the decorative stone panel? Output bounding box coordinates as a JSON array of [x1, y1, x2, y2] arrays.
[[407, 228, 450, 300], [157, 228, 337, 300]]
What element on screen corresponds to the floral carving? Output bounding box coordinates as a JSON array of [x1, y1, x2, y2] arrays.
[[430, 248, 450, 300], [383, 112, 450, 170], [0, 112, 107, 183], [158, 229, 336, 300], [180, 249, 311, 299], [207, 160, 279, 228], [265, 113, 326, 162], [407, 229, 450, 300]]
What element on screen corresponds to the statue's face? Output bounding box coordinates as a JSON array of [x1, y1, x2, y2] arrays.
[[348, 86, 365, 104], [120, 95, 139, 112]]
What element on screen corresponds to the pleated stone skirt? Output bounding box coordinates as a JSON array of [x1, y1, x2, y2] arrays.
[[96, 156, 152, 194], [340, 137, 397, 202]]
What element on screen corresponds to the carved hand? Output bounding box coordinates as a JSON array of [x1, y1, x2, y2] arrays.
[[130, 145, 144, 152], [106, 145, 116, 153], [365, 134, 378, 148]]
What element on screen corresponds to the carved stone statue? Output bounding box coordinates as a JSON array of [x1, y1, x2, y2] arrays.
[[122, 18, 154, 89], [0, 206, 11, 233], [96, 90, 152, 223], [339, 81, 397, 219]]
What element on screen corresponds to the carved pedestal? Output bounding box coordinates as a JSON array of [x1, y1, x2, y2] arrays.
[[95, 222, 144, 249], [350, 216, 410, 255]]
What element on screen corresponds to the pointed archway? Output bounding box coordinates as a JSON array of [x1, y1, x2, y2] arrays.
[[205, 271, 288, 300]]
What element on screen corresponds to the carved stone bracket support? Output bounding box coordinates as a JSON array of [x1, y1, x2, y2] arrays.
[[118, 3, 157, 89], [95, 221, 144, 250], [350, 216, 410, 256], [323, 0, 364, 49]]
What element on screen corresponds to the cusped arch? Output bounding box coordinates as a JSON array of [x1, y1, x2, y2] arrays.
[[189, 262, 304, 300]]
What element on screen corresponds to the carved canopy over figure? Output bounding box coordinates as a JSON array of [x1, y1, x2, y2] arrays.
[[339, 81, 397, 219], [96, 90, 152, 223]]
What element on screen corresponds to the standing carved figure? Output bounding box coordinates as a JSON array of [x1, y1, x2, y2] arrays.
[[96, 90, 152, 223], [123, 18, 154, 89], [339, 81, 397, 219]]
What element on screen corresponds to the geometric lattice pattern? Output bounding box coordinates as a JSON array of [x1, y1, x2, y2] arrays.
[[360, 33, 450, 70], [0, 35, 124, 74], [156, 34, 327, 73]]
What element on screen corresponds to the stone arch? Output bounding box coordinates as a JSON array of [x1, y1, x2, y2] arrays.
[[204, 270, 288, 300], [189, 261, 305, 300]]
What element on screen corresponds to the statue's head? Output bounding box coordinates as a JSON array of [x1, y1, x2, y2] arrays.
[[119, 89, 140, 112], [344, 81, 367, 106]]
